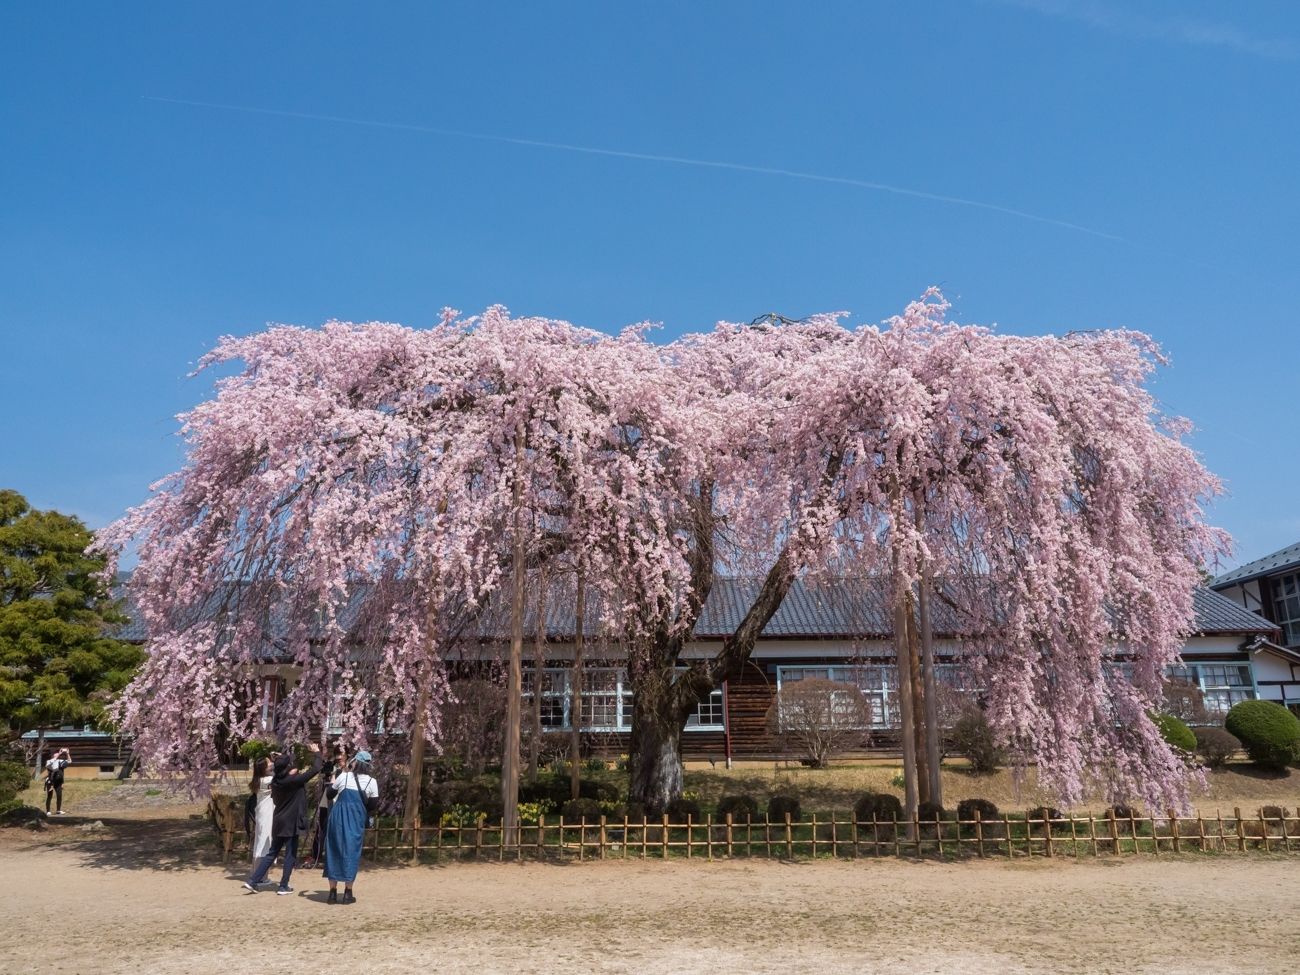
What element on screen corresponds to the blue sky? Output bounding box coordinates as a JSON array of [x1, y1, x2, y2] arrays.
[[1, 2, 1296, 569]]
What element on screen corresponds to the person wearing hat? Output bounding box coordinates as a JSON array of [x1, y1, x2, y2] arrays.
[[322, 749, 378, 905], [242, 742, 322, 895]]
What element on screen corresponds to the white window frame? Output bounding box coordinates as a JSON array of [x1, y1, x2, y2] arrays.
[[1274, 573, 1300, 647], [521, 666, 723, 733], [1167, 661, 1257, 716]]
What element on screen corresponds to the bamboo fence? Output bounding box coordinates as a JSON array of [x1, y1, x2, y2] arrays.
[[208, 798, 1300, 864]]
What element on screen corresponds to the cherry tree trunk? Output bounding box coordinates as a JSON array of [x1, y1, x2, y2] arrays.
[[907, 591, 932, 807], [627, 669, 686, 815], [527, 576, 546, 784], [569, 568, 585, 802], [917, 572, 943, 807], [501, 425, 525, 847], [893, 584, 919, 821]]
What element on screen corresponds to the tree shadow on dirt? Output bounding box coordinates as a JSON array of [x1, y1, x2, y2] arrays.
[[19, 814, 239, 875]]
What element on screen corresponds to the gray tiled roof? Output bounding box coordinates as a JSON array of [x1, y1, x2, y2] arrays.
[[1211, 541, 1300, 589], [112, 576, 1275, 644], [1190, 587, 1280, 636]]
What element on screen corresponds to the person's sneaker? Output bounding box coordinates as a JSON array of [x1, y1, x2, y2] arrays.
[[276, 886, 294, 896], [341, 890, 355, 905], [327, 890, 337, 905], [241, 882, 259, 893]]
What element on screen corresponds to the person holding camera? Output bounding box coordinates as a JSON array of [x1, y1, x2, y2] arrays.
[[304, 743, 345, 870], [44, 748, 71, 816], [322, 749, 378, 905], [242, 742, 322, 896]]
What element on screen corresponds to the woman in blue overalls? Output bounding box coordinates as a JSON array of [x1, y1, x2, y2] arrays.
[[323, 749, 377, 905]]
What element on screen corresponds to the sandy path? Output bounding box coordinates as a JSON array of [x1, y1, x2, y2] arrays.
[[2, 820, 1297, 975]]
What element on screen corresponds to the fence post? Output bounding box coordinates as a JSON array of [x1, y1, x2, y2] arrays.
[[810, 812, 817, 859], [1168, 809, 1180, 855], [623, 813, 630, 860], [1234, 807, 1246, 852], [707, 814, 714, 862], [1044, 811, 1053, 859], [1259, 809, 1270, 854], [785, 813, 793, 860], [1087, 813, 1098, 857], [662, 814, 669, 860], [974, 810, 984, 858], [726, 813, 734, 858]]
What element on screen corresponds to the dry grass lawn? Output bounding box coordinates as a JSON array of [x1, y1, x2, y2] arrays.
[[683, 760, 1300, 815]]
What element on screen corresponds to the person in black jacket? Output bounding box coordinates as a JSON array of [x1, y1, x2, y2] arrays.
[[242, 743, 322, 895]]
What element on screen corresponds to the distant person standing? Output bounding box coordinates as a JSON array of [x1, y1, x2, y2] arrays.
[[44, 748, 71, 816], [247, 756, 275, 862], [242, 743, 322, 896], [323, 749, 378, 905]]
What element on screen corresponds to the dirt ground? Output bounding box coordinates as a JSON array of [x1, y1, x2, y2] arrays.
[[3, 810, 1298, 975]]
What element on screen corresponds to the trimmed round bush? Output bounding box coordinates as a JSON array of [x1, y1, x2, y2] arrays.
[[1028, 805, 1067, 836], [561, 798, 603, 823], [957, 798, 1000, 822], [917, 800, 949, 822], [1152, 712, 1197, 755], [665, 797, 702, 824], [1106, 804, 1138, 821], [1225, 700, 1300, 770], [950, 708, 1005, 774], [1192, 727, 1241, 769], [577, 778, 621, 803], [854, 791, 903, 823], [716, 794, 759, 822], [766, 795, 802, 822]]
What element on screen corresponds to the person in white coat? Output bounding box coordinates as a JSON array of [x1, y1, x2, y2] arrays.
[[248, 756, 275, 861]]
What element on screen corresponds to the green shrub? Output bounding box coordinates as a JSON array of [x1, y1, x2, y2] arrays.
[[917, 800, 949, 822], [0, 761, 30, 805], [957, 798, 999, 822], [1027, 805, 1067, 836], [1259, 805, 1291, 821], [950, 708, 1005, 774], [578, 778, 621, 803], [957, 798, 1005, 838], [1192, 727, 1241, 769], [604, 800, 646, 822], [237, 738, 278, 764], [854, 792, 902, 823], [1225, 701, 1300, 770], [1106, 804, 1138, 821], [766, 795, 802, 822], [581, 757, 609, 773], [423, 778, 504, 824], [561, 798, 603, 823], [1151, 712, 1196, 755], [716, 794, 759, 822], [666, 797, 702, 824]]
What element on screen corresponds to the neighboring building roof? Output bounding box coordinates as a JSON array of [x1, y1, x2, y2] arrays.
[[1190, 588, 1281, 637], [1211, 541, 1300, 589], [111, 576, 1276, 645], [19, 728, 120, 741]]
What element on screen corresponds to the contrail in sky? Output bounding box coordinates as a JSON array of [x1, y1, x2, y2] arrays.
[[144, 95, 1124, 242]]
